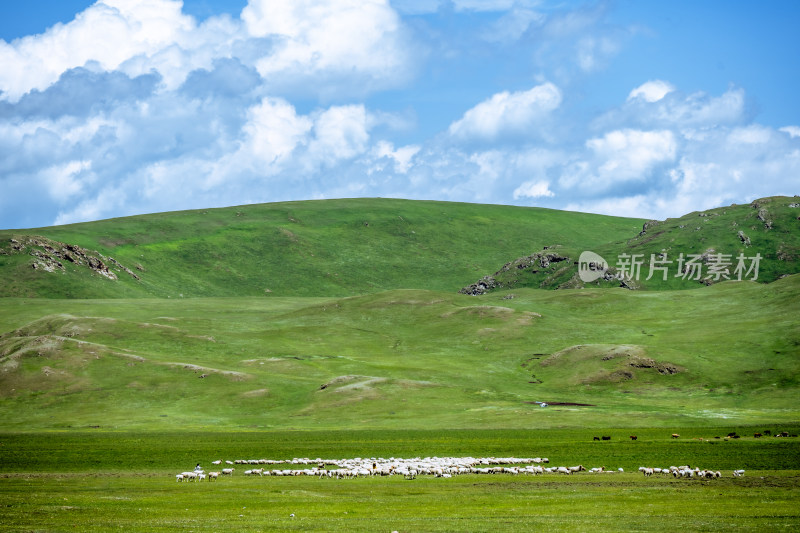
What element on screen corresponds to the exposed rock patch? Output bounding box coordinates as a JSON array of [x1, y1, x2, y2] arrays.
[[4, 236, 139, 281], [640, 220, 660, 235], [776, 243, 798, 262], [460, 275, 501, 296], [460, 248, 569, 295], [753, 202, 773, 229], [737, 230, 751, 247], [627, 355, 681, 375]]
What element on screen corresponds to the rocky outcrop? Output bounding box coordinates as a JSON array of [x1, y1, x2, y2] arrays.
[[4, 236, 139, 281], [752, 200, 773, 229], [737, 230, 751, 246], [459, 275, 501, 296], [756, 208, 773, 229], [638, 220, 660, 236], [460, 248, 569, 295]]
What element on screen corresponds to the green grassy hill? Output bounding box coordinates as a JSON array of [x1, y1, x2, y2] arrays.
[[0, 197, 797, 431], [0, 198, 643, 298], [460, 195, 800, 293], [1, 275, 797, 430]]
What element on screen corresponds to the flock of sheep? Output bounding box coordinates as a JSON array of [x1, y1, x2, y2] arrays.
[[638, 466, 745, 479], [175, 456, 745, 482]]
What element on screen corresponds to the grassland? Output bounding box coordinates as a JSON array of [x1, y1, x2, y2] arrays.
[[465, 195, 800, 292], [1, 275, 798, 431], [1, 430, 799, 532], [0, 197, 798, 530], [0, 197, 644, 298]]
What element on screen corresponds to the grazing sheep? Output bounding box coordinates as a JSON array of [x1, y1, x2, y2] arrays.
[[222, 468, 235, 475], [629, 435, 637, 441], [671, 433, 680, 439], [176, 474, 185, 482], [601, 436, 611, 441], [208, 472, 219, 481], [733, 469, 745, 477], [181, 472, 198, 482]]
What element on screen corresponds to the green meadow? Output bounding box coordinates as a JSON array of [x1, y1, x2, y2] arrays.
[[1, 197, 798, 530], [0, 198, 644, 298], [2, 430, 799, 532], [1, 276, 799, 430]]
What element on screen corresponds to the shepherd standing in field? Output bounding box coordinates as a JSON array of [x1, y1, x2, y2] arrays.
[[195, 463, 202, 472]]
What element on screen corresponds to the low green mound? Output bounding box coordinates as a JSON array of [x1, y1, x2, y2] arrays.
[[538, 344, 683, 386]]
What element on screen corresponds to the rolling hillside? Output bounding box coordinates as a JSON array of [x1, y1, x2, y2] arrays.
[[0, 198, 643, 298], [461, 195, 800, 293], [0, 276, 798, 430], [0, 197, 798, 431]]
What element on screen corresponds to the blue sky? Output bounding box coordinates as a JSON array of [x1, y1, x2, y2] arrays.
[[1, 0, 798, 229]]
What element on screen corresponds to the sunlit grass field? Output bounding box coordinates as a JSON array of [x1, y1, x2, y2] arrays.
[[1, 276, 798, 431], [1, 197, 798, 530], [2, 429, 799, 531]]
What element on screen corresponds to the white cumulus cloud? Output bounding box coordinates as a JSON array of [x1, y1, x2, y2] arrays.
[[0, 0, 198, 101], [586, 129, 677, 180], [513, 180, 554, 199], [372, 141, 420, 174], [628, 80, 675, 103], [242, 0, 412, 94], [779, 125, 800, 138], [308, 105, 371, 165], [243, 97, 313, 169], [448, 82, 562, 141]]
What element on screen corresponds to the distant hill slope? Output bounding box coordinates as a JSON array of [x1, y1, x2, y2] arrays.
[[0, 276, 798, 430], [0, 198, 643, 298], [461, 195, 800, 293]]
